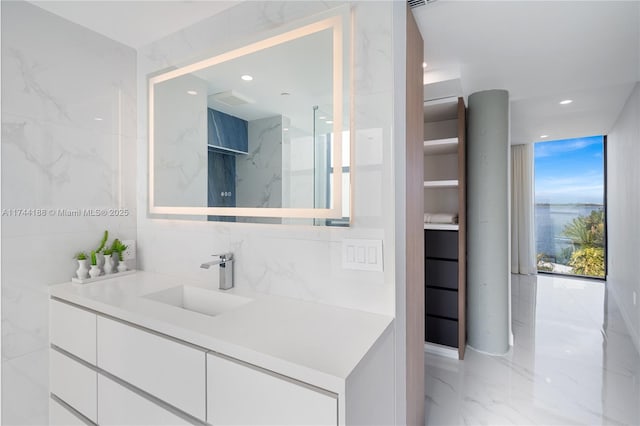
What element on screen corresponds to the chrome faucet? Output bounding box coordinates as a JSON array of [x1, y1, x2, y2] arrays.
[[200, 253, 234, 290]]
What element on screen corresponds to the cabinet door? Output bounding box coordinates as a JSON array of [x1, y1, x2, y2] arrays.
[[50, 299, 96, 364], [425, 288, 458, 320], [207, 353, 337, 426], [49, 349, 97, 423], [96, 317, 206, 420], [50, 398, 92, 426], [98, 374, 191, 426], [425, 316, 458, 348], [424, 230, 458, 260]]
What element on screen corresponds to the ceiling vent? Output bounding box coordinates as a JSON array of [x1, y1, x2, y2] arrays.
[[408, 0, 437, 9], [210, 90, 254, 107]]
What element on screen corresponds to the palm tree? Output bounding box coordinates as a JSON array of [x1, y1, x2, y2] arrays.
[[562, 209, 604, 248]]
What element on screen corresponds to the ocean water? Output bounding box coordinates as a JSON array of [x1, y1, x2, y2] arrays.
[[535, 204, 604, 261]]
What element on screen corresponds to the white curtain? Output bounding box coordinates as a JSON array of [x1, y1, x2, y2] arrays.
[[511, 143, 537, 274]]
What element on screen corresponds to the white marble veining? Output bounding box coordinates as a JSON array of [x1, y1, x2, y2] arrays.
[[153, 74, 208, 208], [237, 116, 283, 210], [425, 274, 640, 425], [1, 349, 49, 426], [1, 2, 137, 424], [136, 1, 397, 316]]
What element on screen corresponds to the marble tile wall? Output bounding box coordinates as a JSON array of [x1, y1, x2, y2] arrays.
[[237, 115, 283, 209], [1, 2, 137, 424], [137, 1, 397, 316], [208, 149, 236, 223], [208, 108, 248, 153], [153, 74, 208, 208]]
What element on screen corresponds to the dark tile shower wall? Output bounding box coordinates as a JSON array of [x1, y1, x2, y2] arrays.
[[208, 149, 236, 222]]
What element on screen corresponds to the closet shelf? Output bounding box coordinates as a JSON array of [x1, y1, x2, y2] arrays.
[[423, 138, 458, 155], [424, 180, 458, 188], [424, 223, 459, 231]]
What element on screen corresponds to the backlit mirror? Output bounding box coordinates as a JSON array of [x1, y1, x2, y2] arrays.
[[149, 12, 351, 225]]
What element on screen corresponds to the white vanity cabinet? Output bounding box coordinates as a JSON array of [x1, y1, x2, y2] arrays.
[[49, 349, 97, 423], [207, 353, 338, 425], [49, 273, 396, 426], [49, 398, 91, 426], [50, 299, 96, 363], [97, 374, 192, 426], [96, 316, 207, 421], [49, 299, 97, 424]]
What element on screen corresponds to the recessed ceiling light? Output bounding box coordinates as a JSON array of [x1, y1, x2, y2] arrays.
[[422, 62, 427, 69], [241, 75, 253, 81], [187, 90, 198, 95], [94, 117, 103, 121], [559, 99, 573, 105], [283, 128, 289, 131], [540, 135, 549, 139], [318, 116, 326, 120], [325, 120, 333, 124]]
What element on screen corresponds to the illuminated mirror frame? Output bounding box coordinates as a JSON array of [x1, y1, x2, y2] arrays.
[[148, 13, 349, 219]]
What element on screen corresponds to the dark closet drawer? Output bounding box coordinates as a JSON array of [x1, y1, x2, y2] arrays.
[[424, 230, 458, 260], [426, 288, 458, 319], [425, 259, 458, 289], [425, 316, 458, 348]]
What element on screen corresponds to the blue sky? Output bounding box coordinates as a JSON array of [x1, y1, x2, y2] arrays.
[[534, 135, 604, 204]]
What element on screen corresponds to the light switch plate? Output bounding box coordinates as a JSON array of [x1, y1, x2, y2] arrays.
[[342, 239, 383, 272]]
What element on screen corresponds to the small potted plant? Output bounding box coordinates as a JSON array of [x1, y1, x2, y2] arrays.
[[74, 252, 89, 279], [103, 247, 114, 274], [89, 250, 101, 278], [111, 239, 129, 272], [95, 230, 108, 271]]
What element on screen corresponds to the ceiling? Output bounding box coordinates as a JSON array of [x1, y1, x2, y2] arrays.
[[29, 1, 238, 48], [413, 1, 640, 145], [26, 1, 640, 145]]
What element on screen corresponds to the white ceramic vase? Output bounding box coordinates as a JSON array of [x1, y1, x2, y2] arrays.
[[89, 264, 101, 279], [76, 259, 89, 279], [104, 254, 114, 274], [117, 259, 128, 273]]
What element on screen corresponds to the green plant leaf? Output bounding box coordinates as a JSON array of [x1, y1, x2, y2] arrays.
[[96, 230, 109, 253]]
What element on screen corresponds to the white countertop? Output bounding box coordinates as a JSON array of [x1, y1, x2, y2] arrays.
[[50, 271, 393, 393]]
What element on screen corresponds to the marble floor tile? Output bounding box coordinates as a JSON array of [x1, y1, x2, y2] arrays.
[[425, 274, 640, 425]]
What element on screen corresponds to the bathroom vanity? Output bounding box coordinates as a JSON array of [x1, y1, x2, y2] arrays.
[[48, 272, 394, 425]]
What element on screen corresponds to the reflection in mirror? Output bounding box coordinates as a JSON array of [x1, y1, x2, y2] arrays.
[[149, 14, 350, 225]]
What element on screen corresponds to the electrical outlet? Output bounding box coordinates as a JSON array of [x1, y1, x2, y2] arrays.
[[121, 240, 136, 261], [633, 291, 637, 306]]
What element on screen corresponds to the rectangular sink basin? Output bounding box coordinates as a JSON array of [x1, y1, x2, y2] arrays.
[[143, 285, 252, 317]]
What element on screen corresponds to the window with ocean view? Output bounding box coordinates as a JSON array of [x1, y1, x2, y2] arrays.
[[534, 136, 606, 278]]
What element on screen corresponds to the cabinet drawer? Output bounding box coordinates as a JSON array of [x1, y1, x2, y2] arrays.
[[97, 317, 206, 421], [50, 299, 96, 364], [426, 288, 458, 319], [50, 397, 93, 426], [425, 316, 458, 348], [50, 349, 97, 423], [425, 230, 458, 260], [425, 259, 458, 289], [207, 353, 338, 426], [98, 374, 191, 426]]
